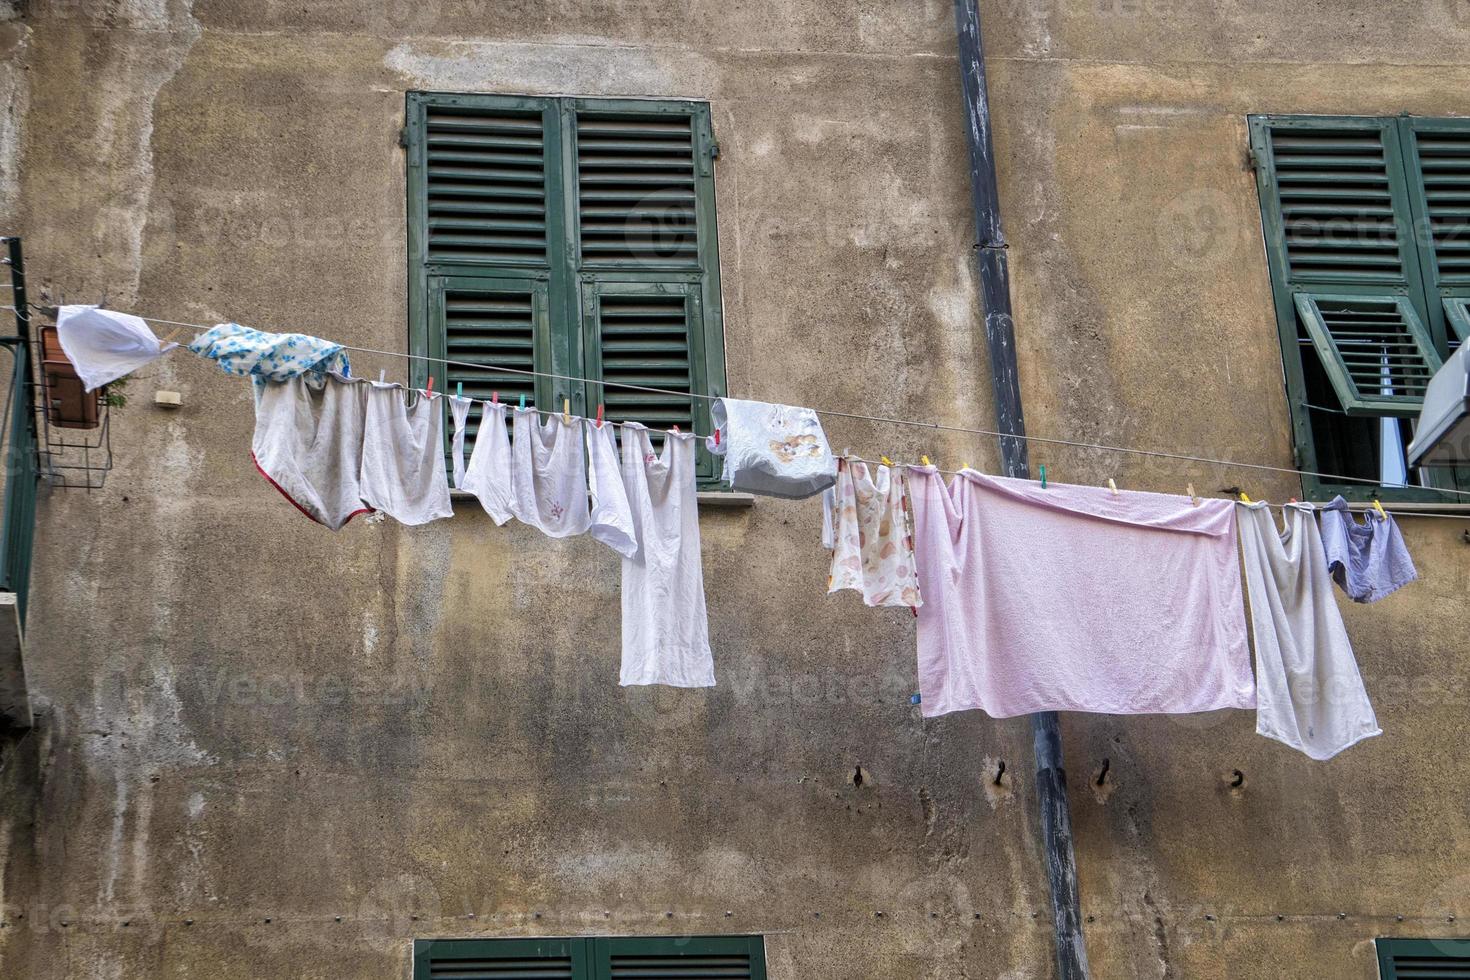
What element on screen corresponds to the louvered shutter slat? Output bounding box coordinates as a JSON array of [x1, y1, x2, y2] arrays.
[[575, 112, 700, 268], [417, 939, 584, 980], [425, 105, 550, 267], [435, 280, 543, 407], [595, 937, 765, 980]]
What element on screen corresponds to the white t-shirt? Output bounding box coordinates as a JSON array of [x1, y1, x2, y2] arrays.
[[1237, 502, 1380, 760]]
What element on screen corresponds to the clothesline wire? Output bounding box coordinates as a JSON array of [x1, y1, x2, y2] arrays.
[[15, 303, 1470, 510]]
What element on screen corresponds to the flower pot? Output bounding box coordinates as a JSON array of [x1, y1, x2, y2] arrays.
[[40, 326, 102, 429]]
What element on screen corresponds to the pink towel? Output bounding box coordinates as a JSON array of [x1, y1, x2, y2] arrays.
[[907, 468, 1256, 719]]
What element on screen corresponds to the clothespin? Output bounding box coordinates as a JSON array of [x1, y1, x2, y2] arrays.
[[1373, 498, 1387, 520], [378, 369, 386, 383], [492, 391, 499, 405], [456, 382, 463, 398], [1107, 478, 1119, 497], [518, 394, 526, 410], [671, 424, 680, 433], [1187, 482, 1199, 506], [960, 462, 969, 472], [562, 397, 571, 424], [596, 404, 604, 428], [1239, 491, 1252, 504], [713, 427, 719, 445], [1040, 465, 1047, 489], [426, 376, 434, 396], [881, 455, 894, 467], [920, 455, 931, 467]]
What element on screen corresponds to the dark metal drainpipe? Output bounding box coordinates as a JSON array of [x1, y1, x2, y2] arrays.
[[951, 1, 1090, 977]]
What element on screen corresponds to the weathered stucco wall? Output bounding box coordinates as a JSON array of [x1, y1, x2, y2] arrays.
[[1, 2, 1468, 978]]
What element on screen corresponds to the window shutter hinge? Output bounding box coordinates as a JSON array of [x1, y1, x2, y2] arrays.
[[1245, 147, 1259, 171], [399, 126, 410, 149], [710, 139, 721, 161]]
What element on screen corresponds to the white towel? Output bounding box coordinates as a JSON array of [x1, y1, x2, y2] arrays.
[[359, 383, 453, 526]]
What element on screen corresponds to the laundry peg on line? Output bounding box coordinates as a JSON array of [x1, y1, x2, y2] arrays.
[[596, 404, 604, 428], [492, 391, 499, 405], [456, 381, 463, 398], [1187, 482, 1199, 507], [960, 462, 969, 472], [379, 369, 386, 383], [1373, 498, 1388, 519], [920, 455, 931, 467], [1239, 491, 1252, 504], [1040, 465, 1047, 489], [881, 455, 894, 467], [426, 376, 434, 396], [563, 398, 571, 424], [1107, 478, 1119, 497], [518, 394, 526, 410]]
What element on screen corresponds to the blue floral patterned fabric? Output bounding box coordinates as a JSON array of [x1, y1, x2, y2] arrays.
[[188, 324, 350, 382]]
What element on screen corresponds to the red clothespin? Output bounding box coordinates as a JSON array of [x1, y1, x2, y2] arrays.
[[671, 425, 680, 433], [714, 427, 720, 446], [426, 375, 434, 396], [596, 404, 604, 428]]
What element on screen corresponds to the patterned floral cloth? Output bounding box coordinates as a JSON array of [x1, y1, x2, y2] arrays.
[[823, 457, 922, 609], [189, 323, 350, 383]]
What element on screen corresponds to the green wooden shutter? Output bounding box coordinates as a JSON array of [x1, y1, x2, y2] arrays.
[[1252, 116, 1432, 420], [1292, 293, 1442, 415], [592, 936, 767, 980], [414, 938, 588, 980], [429, 276, 551, 408], [1443, 297, 1470, 344], [582, 280, 702, 429], [1376, 938, 1470, 978], [1400, 117, 1470, 349]]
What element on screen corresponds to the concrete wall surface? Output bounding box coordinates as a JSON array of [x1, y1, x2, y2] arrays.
[[0, 1, 1468, 978]]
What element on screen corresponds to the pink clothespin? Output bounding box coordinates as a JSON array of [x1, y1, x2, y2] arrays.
[[714, 427, 720, 446], [671, 425, 680, 433], [596, 404, 604, 428], [491, 391, 499, 405], [426, 376, 434, 396]]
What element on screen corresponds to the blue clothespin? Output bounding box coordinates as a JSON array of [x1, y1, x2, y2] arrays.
[[456, 381, 463, 398], [1039, 464, 1047, 489], [518, 394, 526, 410]]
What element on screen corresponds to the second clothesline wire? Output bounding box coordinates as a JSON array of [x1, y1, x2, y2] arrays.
[[14, 304, 1470, 517]]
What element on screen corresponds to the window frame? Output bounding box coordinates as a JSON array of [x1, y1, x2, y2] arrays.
[[1249, 112, 1467, 502], [405, 90, 728, 481]]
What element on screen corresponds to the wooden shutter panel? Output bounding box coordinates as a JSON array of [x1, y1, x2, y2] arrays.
[[423, 99, 553, 268], [573, 108, 703, 269], [1443, 297, 1470, 344], [592, 936, 767, 980], [1293, 293, 1442, 415], [429, 274, 550, 447], [1376, 939, 1470, 979], [414, 938, 587, 980], [582, 280, 703, 433]]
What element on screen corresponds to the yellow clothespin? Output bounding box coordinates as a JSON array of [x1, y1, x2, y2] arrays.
[[1239, 491, 1252, 504], [1107, 478, 1119, 497], [1187, 482, 1199, 507], [881, 455, 894, 467], [960, 462, 969, 472], [562, 397, 571, 424], [1373, 498, 1387, 520], [920, 455, 931, 467]]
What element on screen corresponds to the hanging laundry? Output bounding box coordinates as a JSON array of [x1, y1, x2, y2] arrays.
[[619, 424, 714, 687], [587, 418, 637, 558], [822, 457, 921, 608], [1319, 496, 1418, 603], [906, 468, 1255, 719], [358, 382, 453, 526], [55, 305, 178, 391], [448, 395, 473, 490], [251, 373, 371, 530], [1237, 502, 1380, 760], [706, 397, 837, 499], [188, 323, 350, 382], [460, 401, 514, 525], [510, 407, 591, 538]]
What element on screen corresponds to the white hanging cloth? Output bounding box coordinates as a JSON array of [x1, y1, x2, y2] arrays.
[[1237, 502, 1380, 760], [618, 424, 714, 687], [460, 401, 514, 525], [358, 382, 453, 526], [55, 305, 178, 391]]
